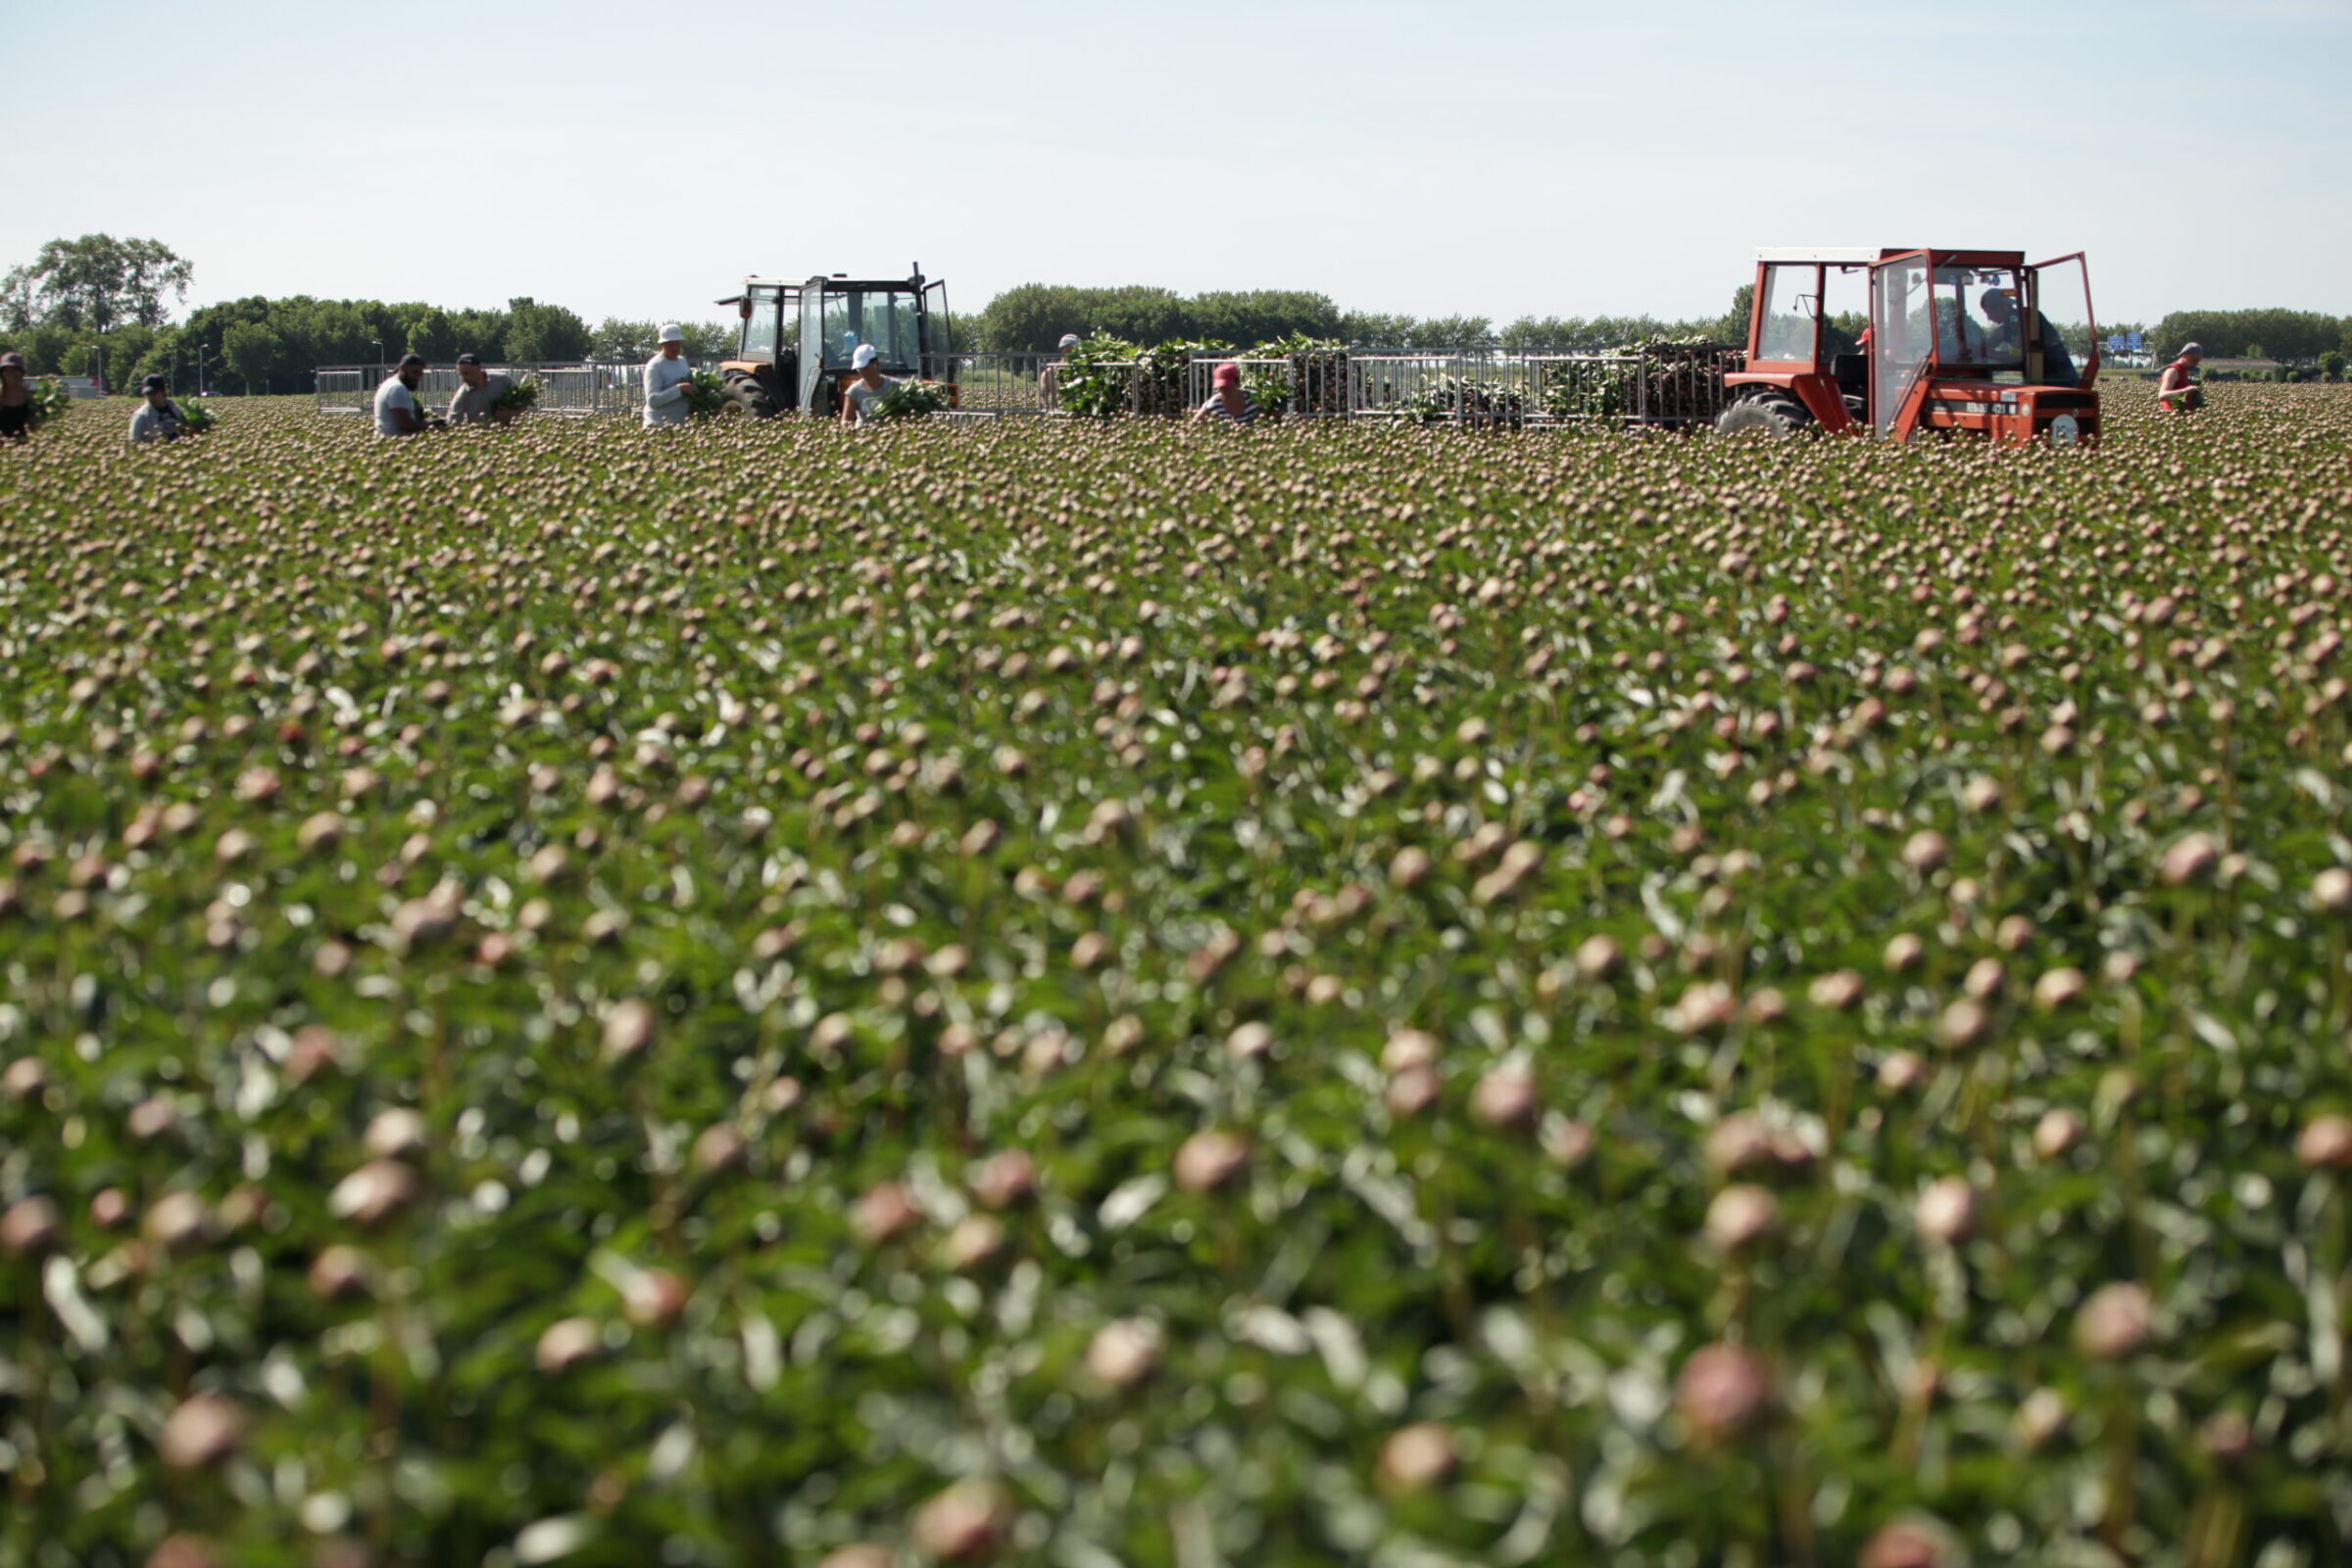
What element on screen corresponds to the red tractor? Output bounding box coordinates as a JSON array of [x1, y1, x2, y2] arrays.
[[1715, 248, 2099, 445]]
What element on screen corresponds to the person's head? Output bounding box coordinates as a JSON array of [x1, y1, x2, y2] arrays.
[[0, 351, 23, 386], [1213, 363, 1242, 394], [456, 352, 485, 388], [398, 353, 426, 388], [2180, 342, 2204, 365], [1981, 288, 2017, 322], [141, 373, 170, 405], [1057, 333, 1081, 356], [852, 343, 882, 379], [658, 323, 685, 359]]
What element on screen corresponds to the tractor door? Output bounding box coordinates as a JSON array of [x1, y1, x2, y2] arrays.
[[1869, 252, 1934, 436], [2029, 254, 2098, 387], [798, 286, 828, 413], [919, 280, 955, 380]]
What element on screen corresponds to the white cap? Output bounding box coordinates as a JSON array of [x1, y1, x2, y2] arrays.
[[657, 323, 684, 344], [1058, 333, 1081, 350], [851, 344, 879, 369]]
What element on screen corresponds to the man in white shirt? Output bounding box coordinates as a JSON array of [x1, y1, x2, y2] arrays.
[[373, 354, 428, 436], [643, 324, 694, 426]]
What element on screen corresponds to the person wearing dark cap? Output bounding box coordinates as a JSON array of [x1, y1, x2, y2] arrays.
[[0, 352, 30, 442], [446, 353, 514, 427], [1979, 288, 2079, 385], [374, 352, 429, 436], [127, 374, 188, 443]]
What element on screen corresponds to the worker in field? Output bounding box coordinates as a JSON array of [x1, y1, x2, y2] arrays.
[[2158, 342, 2205, 413], [1192, 362, 1255, 426], [1040, 331, 1081, 409], [643, 324, 694, 427], [446, 353, 513, 427], [1980, 289, 2078, 385], [0, 352, 28, 441], [127, 374, 188, 443], [373, 354, 430, 436], [842, 343, 900, 423]]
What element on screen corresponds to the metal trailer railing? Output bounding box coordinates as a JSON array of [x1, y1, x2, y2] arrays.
[[314, 346, 1745, 425], [316, 361, 725, 417]]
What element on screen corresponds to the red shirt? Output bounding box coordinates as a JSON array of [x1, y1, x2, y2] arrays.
[[2158, 359, 2197, 412]]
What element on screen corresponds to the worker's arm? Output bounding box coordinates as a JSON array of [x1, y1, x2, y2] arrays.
[[390, 400, 423, 434]]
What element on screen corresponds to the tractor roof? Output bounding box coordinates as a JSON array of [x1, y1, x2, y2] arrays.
[[1754, 247, 2029, 267]]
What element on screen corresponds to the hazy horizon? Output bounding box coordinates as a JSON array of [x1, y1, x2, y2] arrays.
[[6, 0, 2346, 334]]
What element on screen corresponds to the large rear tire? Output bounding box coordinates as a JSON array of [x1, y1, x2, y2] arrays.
[[1714, 391, 1815, 439], [720, 370, 778, 419]]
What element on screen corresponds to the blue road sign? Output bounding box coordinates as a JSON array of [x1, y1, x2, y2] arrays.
[[2127, 331, 2144, 353]]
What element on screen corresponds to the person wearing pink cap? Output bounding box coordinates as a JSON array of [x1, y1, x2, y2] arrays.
[[1192, 361, 1255, 426]]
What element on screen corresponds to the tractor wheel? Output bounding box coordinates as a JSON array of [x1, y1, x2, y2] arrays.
[[1714, 391, 1815, 439], [719, 371, 777, 419]]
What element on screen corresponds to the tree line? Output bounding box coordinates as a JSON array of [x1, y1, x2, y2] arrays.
[[0, 234, 731, 394], [2147, 308, 2350, 365], [966, 281, 1761, 354]]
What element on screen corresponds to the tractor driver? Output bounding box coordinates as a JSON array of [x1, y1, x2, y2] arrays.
[[1981, 289, 2079, 385]]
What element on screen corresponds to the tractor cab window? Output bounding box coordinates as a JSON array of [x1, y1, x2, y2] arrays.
[[820, 290, 924, 369], [741, 287, 783, 362], [1754, 265, 1820, 364], [1934, 267, 2028, 373]]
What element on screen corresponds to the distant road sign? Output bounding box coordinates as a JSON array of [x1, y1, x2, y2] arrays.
[[2107, 336, 2125, 354], [2127, 331, 2144, 353]]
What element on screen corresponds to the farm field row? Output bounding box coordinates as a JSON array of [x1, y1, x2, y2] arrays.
[[2, 388, 2351, 1564]]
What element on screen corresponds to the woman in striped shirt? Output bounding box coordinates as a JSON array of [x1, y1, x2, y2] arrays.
[[1193, 362, 1254, 426]]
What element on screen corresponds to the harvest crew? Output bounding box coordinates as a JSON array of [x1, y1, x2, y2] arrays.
[[2158, 343, 2204, 413], [841, 343, 899, 423], [373, 354, 429, 436], [0, 352, 28, 441], [643, 324, 693, 427], [127, 374, 187, 443], [446, 353, 514, 426], [1192, 362, 1254, 426]]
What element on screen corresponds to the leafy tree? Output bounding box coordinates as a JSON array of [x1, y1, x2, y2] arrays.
[[502, 298, 590, 364], [222, 321, 284, 395], [0, 234, 192, 332], [405, 308, 457, 362]]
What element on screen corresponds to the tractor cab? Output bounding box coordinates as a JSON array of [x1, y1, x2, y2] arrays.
[[1718, 248, 2099, 445], [714, 266, 955, 417]]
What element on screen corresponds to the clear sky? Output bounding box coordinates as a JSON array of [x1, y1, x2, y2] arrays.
[[6, 0, 2345, 333]]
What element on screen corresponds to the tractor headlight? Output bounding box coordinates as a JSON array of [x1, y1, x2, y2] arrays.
[[2048, 414, 2081, 446]]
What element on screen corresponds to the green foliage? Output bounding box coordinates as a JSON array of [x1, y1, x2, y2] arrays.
[[976, 284, 1340, 353], [493, 376, 542, 413], [175, 398, 218, 434], [221, 320, 284, 395], [870, 378, 954, 420], [22, 376, 70, 428], [2152, 308, 2346, 365], [2321, 350, 2345, 383], [0, 233, 192, 332], [682, 369, 728, 417], [1054, 333, 1144, 417]]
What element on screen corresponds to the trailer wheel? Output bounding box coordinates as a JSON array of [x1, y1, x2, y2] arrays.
[[720, 371, 778, 419], [1714, 392, 1814, 439]]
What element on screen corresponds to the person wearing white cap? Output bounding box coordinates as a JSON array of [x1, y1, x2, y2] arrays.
[[1040, 332, 1083, 410], [841, 343, 901, 424], [643, 323, 694, 427]]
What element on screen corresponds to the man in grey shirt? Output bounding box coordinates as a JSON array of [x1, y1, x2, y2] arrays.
[[446, 353, 513, 426], [127, 374, 186, 443]]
